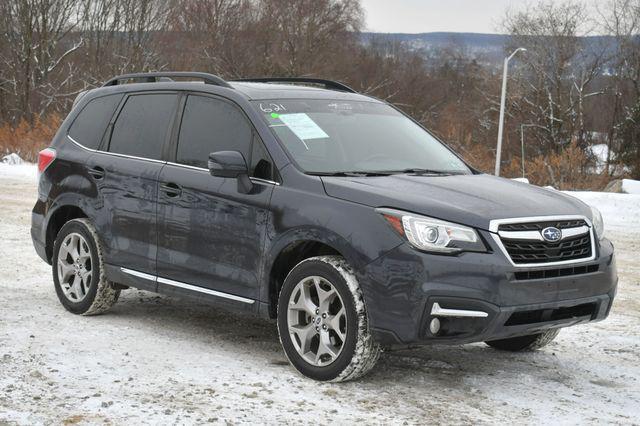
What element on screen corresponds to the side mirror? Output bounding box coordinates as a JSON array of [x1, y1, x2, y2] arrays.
[[208, 150, 253, 193], [208, 151, 248, 178]]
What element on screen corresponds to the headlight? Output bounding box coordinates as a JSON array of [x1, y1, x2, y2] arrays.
[[377, 208, 485, 254], [591, 206, 604, 240]]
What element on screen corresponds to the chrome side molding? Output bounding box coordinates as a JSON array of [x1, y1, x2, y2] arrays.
[[120, 267, 255, 304], [156, 276, 255, 304], [120, 267, 156, 281]]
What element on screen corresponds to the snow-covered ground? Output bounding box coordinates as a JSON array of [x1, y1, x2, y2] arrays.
[[1, 164, 639, 425], [622, 179, 640, 195]]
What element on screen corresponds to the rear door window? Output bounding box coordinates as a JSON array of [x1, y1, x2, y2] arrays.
[[109, 93, 177, 160], [68, 94, 123, 150], [176, 95, 252, 168]]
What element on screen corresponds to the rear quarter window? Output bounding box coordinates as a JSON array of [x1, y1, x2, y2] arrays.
[[68, 94, 123, 150]]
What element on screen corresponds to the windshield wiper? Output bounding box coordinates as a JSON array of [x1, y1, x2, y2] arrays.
[[307, 171, 393, 177], [395, 168, 462, 175]]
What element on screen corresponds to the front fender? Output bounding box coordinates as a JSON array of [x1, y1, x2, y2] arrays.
[[259, 226, 364, 304], [259, 180, 404, 304]]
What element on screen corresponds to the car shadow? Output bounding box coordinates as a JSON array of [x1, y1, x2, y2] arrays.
[[108, 289, 574, 387]]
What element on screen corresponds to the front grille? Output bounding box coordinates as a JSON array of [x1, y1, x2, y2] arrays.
[[498, 219, 587, 232], [505, 302, 597, 326], [498, 219, 593, 265], [503, 234, 592, 264], [514, 264, 599, 280]]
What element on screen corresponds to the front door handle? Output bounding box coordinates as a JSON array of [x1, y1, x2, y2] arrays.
[[88, 166, 105, 180], [160, 182, 182, 198]]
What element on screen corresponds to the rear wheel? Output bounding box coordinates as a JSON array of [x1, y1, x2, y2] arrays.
[[485, 329, 560, 351], [52, 218, 120, 315], [277, 255, 380, 382]]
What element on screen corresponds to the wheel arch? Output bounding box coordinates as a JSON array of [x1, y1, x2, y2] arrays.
[[45, 204, 88, 262], [264, 230, 366, 319]]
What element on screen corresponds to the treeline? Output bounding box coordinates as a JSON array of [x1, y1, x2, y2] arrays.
[[0, 0, 639, 187]]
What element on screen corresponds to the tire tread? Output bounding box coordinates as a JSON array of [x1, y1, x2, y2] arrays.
[[53, 218, 119, 315], [277, 255, 381, 382]]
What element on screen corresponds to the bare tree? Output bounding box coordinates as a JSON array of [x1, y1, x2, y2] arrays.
[[601, 0, 640, 177], [502, 1, 607, 156], [255, 0, 363, 76], [113, 0, 171, 72], [168, 0, 256, 76], [76, 0, 122, 85], [0, 0, 82, 121]]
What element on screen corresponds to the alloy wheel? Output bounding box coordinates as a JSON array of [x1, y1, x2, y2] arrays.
[[287, 275, 347, 366], [57, 232, 93, 302]]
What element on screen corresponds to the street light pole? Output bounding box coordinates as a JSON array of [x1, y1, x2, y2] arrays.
[[520, 124, 526, 178], [495, 47, 526, 177]]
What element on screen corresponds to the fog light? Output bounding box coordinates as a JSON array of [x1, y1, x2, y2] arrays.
[[429, 317, 441, 335]]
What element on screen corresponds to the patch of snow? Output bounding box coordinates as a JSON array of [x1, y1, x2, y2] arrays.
[[2, 153, 24, 165], [0, 162, 37, 180], [586, 144, 630, 175], [589, 144, 609, 174], [511, 177, 529, 184], [590, 143, 608, 161], [563, 190, 640, 232], [1, 165, 640, 424], [621, 179, 640, 194]]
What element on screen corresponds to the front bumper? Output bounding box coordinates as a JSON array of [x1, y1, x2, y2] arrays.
[[360, 233, 618, 348]]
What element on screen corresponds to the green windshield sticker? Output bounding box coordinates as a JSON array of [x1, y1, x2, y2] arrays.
[[278, 113, 329, 140], [271, 112, 280, 119]]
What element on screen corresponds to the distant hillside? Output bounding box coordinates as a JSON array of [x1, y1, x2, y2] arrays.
[[361, 32, 617, 67], [362, 32, 509, 48]]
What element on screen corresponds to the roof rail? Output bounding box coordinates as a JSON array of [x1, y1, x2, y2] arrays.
[[231, 77, 357, 93], [102, 72, 232, 88]]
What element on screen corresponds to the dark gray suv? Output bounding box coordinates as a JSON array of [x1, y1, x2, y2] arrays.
[[31, 72, 617, 382]]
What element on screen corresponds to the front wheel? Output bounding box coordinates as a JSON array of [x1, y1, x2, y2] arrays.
[[485, 329, 560, 351], [277, 256, 380, 382]]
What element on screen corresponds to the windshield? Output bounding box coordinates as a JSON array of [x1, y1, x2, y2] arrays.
[[252, 100, 470, 175]]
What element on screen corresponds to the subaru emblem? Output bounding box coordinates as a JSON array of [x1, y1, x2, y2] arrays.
[[541, 227, 562, 242]]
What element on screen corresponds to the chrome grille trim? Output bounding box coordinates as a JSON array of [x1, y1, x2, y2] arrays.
[[498, 225, 589, 241], [489, 215, 596, 268]]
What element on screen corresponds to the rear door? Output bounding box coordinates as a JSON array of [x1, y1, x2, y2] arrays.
[[88, 92, 179, 276], [156, 94, 276, 302]]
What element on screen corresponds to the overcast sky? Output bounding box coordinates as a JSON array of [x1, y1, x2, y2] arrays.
[[360, 0, 598, 34]]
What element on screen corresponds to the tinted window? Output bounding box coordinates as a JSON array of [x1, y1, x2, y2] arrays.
[[68, 94, 123, 149], [177, 95, 252, 168], [250, 136, 273, 180], [109, 94, 177, 160]]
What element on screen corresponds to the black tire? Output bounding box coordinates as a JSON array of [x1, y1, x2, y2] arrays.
[[485, 329, 560, 351], [52, 218, 120, 315], [277, 255, 380, 382]]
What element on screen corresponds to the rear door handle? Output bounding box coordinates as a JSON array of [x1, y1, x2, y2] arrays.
[[88, 166, 105, 180], [160, 182, 182, 198]]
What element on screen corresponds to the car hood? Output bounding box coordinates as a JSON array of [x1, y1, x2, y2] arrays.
[[321, 173, 591, 231]]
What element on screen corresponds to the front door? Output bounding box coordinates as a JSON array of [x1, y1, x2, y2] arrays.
[[156, 94, 277, 301]]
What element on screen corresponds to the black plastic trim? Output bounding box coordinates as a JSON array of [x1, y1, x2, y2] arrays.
[[103, 72, 232, 88], [232, 77, 356, 93]]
